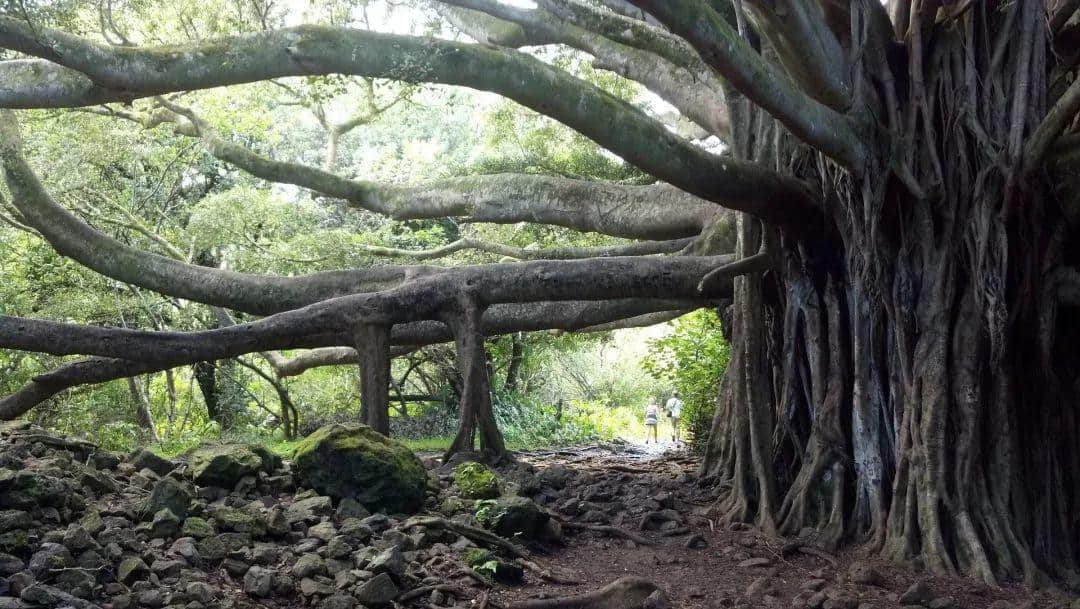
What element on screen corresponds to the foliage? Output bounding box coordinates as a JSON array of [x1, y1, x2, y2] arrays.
[[451, 462, 501, 499], [641, 310, 730, 450]]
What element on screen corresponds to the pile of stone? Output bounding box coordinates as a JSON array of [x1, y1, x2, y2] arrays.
[[0, 422, 560, 609]]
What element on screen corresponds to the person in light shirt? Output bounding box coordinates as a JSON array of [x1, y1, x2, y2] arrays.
[[643, 402, 660, 444], [665, 391, 683, 446]]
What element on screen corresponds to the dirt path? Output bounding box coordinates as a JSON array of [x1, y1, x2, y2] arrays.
[[487, 445, 1069, 609]]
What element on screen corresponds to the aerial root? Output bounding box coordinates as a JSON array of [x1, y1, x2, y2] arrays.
[[506, 577, 669, 609]]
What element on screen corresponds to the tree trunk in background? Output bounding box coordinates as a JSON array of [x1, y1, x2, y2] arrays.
[[165, 369, 177, 424], [504, 333, 524, 393], [194, 360, 231, 430], [444, 298, 507, 461], [128, 376, 158, 443], [356, 324, 391, 436]]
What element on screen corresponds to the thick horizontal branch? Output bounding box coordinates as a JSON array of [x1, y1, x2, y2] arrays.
[[0, 255, 737, 366], [147, 100, 727, 240], [0, 298, 706, 419], [356, 236, 694, 261], [437, 0, 730, 138], [0, 110, 433, 314], [626, 0, 865, 169], [0, 18, 821, 228]]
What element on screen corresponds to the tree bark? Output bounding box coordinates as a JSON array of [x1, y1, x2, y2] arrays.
[[444, 297, 507, 461], [127, 376, 159, 443], [356, 324, 392, 436]]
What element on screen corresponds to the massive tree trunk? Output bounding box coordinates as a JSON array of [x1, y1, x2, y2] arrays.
[[692, 0, 1080, 586]]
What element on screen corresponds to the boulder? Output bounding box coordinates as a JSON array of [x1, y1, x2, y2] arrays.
[[475, 496, 548, 540], [452, 462, 501, 499], [293, 425, 427, 514], [355, 572, 398, 606], [243, 566, 274, 598], [128, 450, 175, 477], [143, 477, 193, 520], [286, 496, 333, 525], [117, 557, 151, 585], [189, 444, 280, 488]]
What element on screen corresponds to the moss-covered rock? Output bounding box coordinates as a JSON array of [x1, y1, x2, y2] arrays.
[[475, 496, 548, 540], [452, 462, 501, 499], [461, 548, 524, 584], [189, 444, 280, 488], [292, 424, 427, 514]]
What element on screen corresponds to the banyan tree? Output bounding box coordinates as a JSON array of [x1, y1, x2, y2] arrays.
[[1, 0, 1080, 586]]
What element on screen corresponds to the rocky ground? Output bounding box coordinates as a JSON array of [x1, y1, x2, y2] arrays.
[[0, 422, 1075, 609]]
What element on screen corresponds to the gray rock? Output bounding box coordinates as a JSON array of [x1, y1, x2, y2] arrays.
[[899, 582, 934, 605], [53, 568, 95, 598], [189, 444, 279, 489], [128, 450, 175, 477], [355, 572, 399, 606], [299, 577, 334, 596], [286, 496, 333, 525], [335, 498, 370, 521], [367, 546, 405, 582], [118, 557, 151, 584], [169, 537, 200, 563], [185, 582, 214, 604], [0, 597, 31, 609], [326, 535, 352, 559], [144, 478, 193, 520], [137, 588, 167, 608], [318, 593, 356, 609], [0, 510, 31, 533], [293, 553, 327, 578], [0, 551, 25, 575], [150, 509, 181, 539], [196, 533, 251, 562], [20, 582, 99, 609], [180, 517, 214, 539], [308, 521, 338, 542], [150, 559, 185, 579], [28, 542, 72, 577], [243, 566, 274, 598], [928, 598, 955, 609], [684, 534, 706, 549], [61, 526, 95, 552]]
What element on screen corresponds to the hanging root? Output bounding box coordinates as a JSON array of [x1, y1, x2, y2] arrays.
[[506, 577, 668, 609]]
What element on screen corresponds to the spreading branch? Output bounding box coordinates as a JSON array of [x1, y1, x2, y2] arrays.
[[0, 298, 710, 420], [0, 18, 821, 228], [436, 0, 731, 138], [625, 0, 865, 169]]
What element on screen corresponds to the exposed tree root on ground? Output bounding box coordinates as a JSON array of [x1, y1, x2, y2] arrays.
[[506, 577, 666, 609]]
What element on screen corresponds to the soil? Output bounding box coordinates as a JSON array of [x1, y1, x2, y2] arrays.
[[487, 442, 1073, 609]]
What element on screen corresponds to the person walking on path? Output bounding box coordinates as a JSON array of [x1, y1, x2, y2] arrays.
[[643, 402, 660, 444], [665, 391, 684, 446]]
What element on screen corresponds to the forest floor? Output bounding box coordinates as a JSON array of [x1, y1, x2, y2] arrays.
[[485, 443, 1073, 609]]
